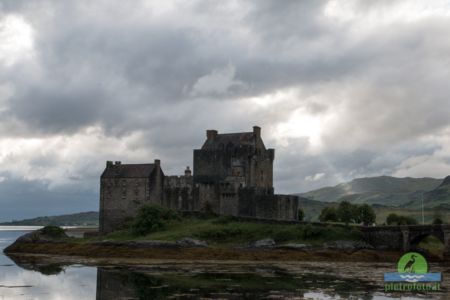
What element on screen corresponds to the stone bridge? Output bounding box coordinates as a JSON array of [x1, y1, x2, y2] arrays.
[[361, 224, 450, 256]]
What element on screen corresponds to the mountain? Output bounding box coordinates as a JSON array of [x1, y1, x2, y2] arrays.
[[299, 176, 443, 208], [404, 175, 450, 209], [0, 211, 99, 226]]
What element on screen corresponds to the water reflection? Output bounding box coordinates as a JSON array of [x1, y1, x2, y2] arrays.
[[95, 266, 379, 300], [1, 230, 449, 299], [4, 257, 449, 300]]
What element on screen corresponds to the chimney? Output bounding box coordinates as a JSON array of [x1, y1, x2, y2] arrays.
[[114, 161, 121, 165], [154, 159, 161, 167], [106, 161, 113, 167], [253, 126, 261, 138], [185, 166, 192, 176], [206, 130, 218, 140]]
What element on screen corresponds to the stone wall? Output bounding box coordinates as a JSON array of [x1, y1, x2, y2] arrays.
[[100, 177, 150, 233], [237, 188, 299, 221], [99, 164, 164, 233], [163, 174, 194, 211]]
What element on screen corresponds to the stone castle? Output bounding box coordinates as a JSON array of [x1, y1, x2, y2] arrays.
[[99, 126, 299, 233]]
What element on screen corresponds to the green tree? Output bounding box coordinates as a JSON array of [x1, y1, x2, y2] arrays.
[[433, 217, 443, 225], [319, 207, 338, 222], [386, 213, 399, 225], [297, 208, 305, 221], [357, 204, 376, 226], [337, 201, 354, 225], [398, 216, 417, 225], [131, 205, 180, 236], [433, 211, 444, 224], [386, 213, 417, 225]]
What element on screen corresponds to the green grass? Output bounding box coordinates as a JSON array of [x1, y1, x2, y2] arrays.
[[100, 215, 362, 246]]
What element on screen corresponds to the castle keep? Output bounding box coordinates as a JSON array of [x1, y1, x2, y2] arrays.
[[99, 126, 299, 233]]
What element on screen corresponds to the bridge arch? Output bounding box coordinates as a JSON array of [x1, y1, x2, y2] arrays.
[[361, 224, 450, 259]]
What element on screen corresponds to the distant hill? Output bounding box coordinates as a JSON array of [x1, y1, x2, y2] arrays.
[[405, 175, 450, 209], [297, 196, 449, 224], [299, 176, 443, 208], [0, 211, 99, 226]]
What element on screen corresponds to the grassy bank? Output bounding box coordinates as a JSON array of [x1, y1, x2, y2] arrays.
[[101, 215, 363, 246]]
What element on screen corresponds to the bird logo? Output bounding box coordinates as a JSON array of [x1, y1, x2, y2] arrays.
[[397, 252, 427, 274], [403, 254, 417, 273]]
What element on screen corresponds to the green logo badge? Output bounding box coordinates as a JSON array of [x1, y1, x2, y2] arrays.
[[397, 252, 428, 274]]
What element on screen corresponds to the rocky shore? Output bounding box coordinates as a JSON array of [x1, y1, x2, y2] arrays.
[[3, 228, 410, 264]]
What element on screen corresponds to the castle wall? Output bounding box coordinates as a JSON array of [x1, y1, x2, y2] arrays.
[[237, 188, 298, 221], [99, 166, 164, 233], [100, 177, 150, 233], [99, 127, 299, 233], [163, 175, 194, 210]]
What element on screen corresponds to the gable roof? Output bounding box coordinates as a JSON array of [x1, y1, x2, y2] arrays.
[[201, 132, 255, 150], [101, 164, 155, 178]]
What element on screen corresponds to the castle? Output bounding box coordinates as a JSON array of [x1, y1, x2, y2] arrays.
[[99, 126, 299, 233]]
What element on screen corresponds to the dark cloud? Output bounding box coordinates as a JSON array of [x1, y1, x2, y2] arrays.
[[1, 0, 450, 219]]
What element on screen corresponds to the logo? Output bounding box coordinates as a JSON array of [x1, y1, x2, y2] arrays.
[[384, 252, 441, 292]]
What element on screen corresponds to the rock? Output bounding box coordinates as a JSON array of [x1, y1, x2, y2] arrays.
[[250, 238, 276, 248], [4, 227, 69, 253], [322, 240, 374, 252], [276, 243, 313, 251], [15, 227, 68, 243], [176, 238, 208, 248]]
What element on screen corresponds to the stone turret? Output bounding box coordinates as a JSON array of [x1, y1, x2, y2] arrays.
[[185, 166, 192, 176]]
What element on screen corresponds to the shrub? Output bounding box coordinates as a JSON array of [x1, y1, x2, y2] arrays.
[[433, 212, 444, 225], [131, 205, 180, 236], [194, 227, 243, 241], [273, 229, 299, 243], [386, 213, 417, 225], [433, 217, 444, 225], [297, 208, 305, 221], [319, 207, 338, 222], [40, 225, 66, 238], [302, 224, 323, 239]]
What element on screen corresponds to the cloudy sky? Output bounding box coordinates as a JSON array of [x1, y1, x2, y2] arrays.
[[1, 0, 450, 221]]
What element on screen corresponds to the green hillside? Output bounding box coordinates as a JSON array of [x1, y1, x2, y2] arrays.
[[300, 176, 442, 207], [405, 175, 450, 209], [298, 198, 449, 224], [0, 211, 99, 226]]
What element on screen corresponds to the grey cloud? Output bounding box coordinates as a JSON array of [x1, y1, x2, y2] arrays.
[[1, 0, 450, 219]]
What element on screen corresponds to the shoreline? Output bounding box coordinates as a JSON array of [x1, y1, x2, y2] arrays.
[[3, 239, 411, 264]]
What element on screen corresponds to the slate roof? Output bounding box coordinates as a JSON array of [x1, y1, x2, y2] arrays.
[[201, 132, 255, 150], [101, 164, 155, 178]]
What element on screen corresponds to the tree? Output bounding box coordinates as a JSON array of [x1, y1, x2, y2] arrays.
[[319, 207, 338, 222], [337, 201, 354, 225], [386, 213, 399, 225], [433, 212, 444, 225], [386, 213, 417, 225], [433, 217, 443, 225], [131, 205, 180, 236], [357, 204, 376, 226], [399, 216, 417, 225], [297, 208, 305, 221]]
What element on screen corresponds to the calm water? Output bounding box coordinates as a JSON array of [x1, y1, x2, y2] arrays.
[[0, 228, 448, 299]]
